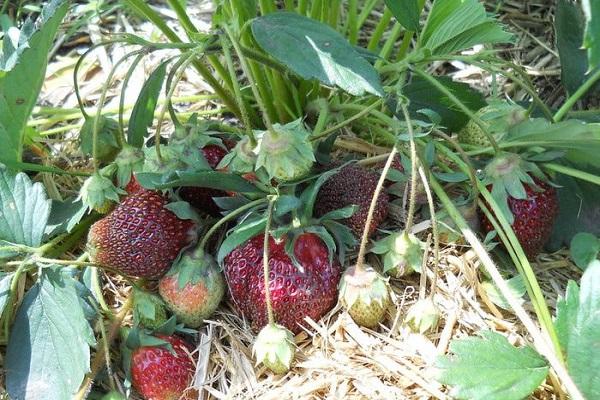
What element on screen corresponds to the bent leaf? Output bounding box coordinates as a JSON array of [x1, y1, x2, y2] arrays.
[[252, 12, 384, 97]]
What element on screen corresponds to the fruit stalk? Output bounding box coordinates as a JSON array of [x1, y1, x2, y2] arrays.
[[74, 296, 134, 400], [262, 198, 276, 325], [417, 165, 440, 295], [402, 104, 419, 232], [355, 146, 398, 273]]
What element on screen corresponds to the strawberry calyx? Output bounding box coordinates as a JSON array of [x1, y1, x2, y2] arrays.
[[371, 230, 424, 277], [114, 144, 144, 187], [252, 323, 295, 374], [132, 288, 168, 330], [482, 151, 550, 224], [255, 119, 316, 182], [78, 171, 124, 214]]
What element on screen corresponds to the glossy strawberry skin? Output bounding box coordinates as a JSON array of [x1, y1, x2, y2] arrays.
[[131, 335, 196, 400], [179, 144, 229, 216], [223, 233, 342, 334], [480, 178, 558, 259], [88, 189, 195, 278], [315, 163, 389, 237]]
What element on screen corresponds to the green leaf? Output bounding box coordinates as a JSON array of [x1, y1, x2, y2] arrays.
[[570, 232, 600, 270], [0, 166, 51, 254], [163, 201, 199, 221], [0, 272, 14, 317], [555, 280, 580, 352], [436, 331, 549, 400], [481, 275, 526, 311], [420, 0, 512, 55], [128, 61, 168, 148], [251, 12, 384, 97], [6, 269, 95, 400], [402, 76, 486, 132], [0, 0, 69, 164], [45, 198, 88, 237], [384, 0, 420, 32], [582, 0, 600, 70], [217, 216, 266, 263], [556, 0, 600, 95], [563, 260, 600, 398], [135, 170, 261, 193]]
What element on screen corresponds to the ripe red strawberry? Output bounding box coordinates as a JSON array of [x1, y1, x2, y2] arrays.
[[179, 144, 229, 216], [87, 189, 196, 278], [130, 334, 196, 400], [480, 177, 558, 259], [315, 163, 389, 237], [224, 233, 341, 334]]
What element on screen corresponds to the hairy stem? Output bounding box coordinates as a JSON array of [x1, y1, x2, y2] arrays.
[[263, 199, 276, 325]]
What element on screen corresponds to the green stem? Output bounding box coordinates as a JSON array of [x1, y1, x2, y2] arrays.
[[262, 198, 276, 325], [413, 67, 501, 154], [367, 9, 392, 52], [543, 163, 600, 186], [555, 68, 600, 122], [199, 198, 269, 250], [311, 100, 384, 141], [346, 0, 359, 44], [224, 24, 275, 132], [221, 35, 256, 145], [401, 104, 418, 231], [92, 50, 145, 172], [417, 165, 439, 295], [122, 0, 242, 121], [154, 50, 198, 161], [4, 261, 28, 340]]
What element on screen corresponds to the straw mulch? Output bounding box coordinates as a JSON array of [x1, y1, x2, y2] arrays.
[[30, 1, 582, 399]]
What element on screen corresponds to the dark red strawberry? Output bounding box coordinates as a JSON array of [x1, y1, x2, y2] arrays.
[[130, 334, 196, 400], [223, 233, 342, 334], [179, 144, 229, 216], [480, 177, 558, 259], [87, 189, 196, 278], [315, 163, 389, 237]]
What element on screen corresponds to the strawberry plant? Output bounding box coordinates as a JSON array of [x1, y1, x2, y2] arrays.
[[2, 0, 600, 399]]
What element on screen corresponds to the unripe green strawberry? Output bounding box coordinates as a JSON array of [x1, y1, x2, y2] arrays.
[[159, 250, 225, 328], [339, 265, 391, 328], [405, 298, 441, 334], [253, 323, 295, 374], [458, 102, 527, 147]]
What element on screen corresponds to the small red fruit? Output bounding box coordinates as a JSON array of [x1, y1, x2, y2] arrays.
[[224, 233, 341, 334], [87, 189, 196, 278], [131, 334, 196, 400], [480, 178, 558, 259], [179, 144, 229, 216]]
